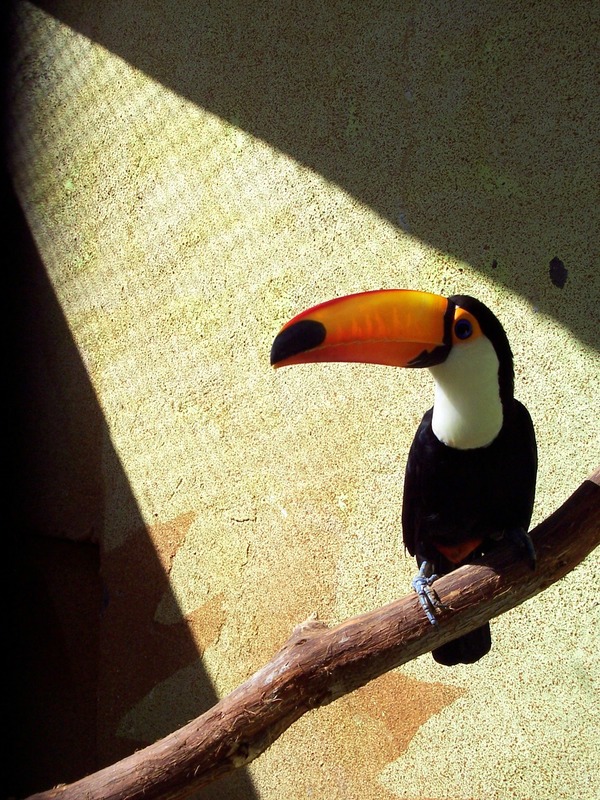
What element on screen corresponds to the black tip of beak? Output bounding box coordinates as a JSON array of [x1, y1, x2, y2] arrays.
[[270, 319, 326, 366]]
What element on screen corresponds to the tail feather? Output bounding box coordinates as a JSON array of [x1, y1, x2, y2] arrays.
[[433, 623, 491, 666]]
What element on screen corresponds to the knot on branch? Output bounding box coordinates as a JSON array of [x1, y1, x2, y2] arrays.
[[286, 613, 329, 647]]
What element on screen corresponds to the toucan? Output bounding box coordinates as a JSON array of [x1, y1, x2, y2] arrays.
[[270, 289, 537, 666]]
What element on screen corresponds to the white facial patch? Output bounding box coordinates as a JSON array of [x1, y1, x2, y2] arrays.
[[429, 336, 503, 449]]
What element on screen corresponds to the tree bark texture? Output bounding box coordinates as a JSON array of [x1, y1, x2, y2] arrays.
[[27, 467, 600, 800]]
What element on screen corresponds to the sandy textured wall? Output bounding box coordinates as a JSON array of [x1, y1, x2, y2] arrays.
[[8, 1, 599, 798]]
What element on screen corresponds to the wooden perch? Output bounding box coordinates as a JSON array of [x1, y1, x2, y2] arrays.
[[28, 467, 600, 800]]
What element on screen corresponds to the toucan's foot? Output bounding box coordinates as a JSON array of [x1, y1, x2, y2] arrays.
[[504, 527, 537, 570], [412, 561, 446, 625], [489, 527, 536, 570]]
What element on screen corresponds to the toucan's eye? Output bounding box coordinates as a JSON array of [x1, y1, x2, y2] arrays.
[[454, 319, 473, 340]]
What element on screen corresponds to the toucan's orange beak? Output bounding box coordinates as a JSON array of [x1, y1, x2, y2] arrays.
[[270, 289, 453, 369]]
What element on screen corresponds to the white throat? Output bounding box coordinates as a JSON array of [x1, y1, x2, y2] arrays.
[[429, 336, 504, 449]]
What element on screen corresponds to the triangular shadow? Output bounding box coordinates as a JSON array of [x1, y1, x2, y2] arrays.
[[7, 179, 257, 799], [29, 0, 600, 350]]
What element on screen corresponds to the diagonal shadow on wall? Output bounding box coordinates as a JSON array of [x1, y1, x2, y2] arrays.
[[7, 2, 599, 797], [32, 0, 600, 350], [6, 179, 258, 799]]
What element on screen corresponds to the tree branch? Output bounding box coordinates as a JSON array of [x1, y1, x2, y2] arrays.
[[28, 467, 600, 800]]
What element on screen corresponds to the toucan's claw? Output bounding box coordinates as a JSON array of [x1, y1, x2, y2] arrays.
[[506, 527, 537, 570], [412, 561, 446, 625]]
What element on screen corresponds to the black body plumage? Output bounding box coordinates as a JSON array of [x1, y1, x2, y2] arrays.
[[402, 400, 537, 665]]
